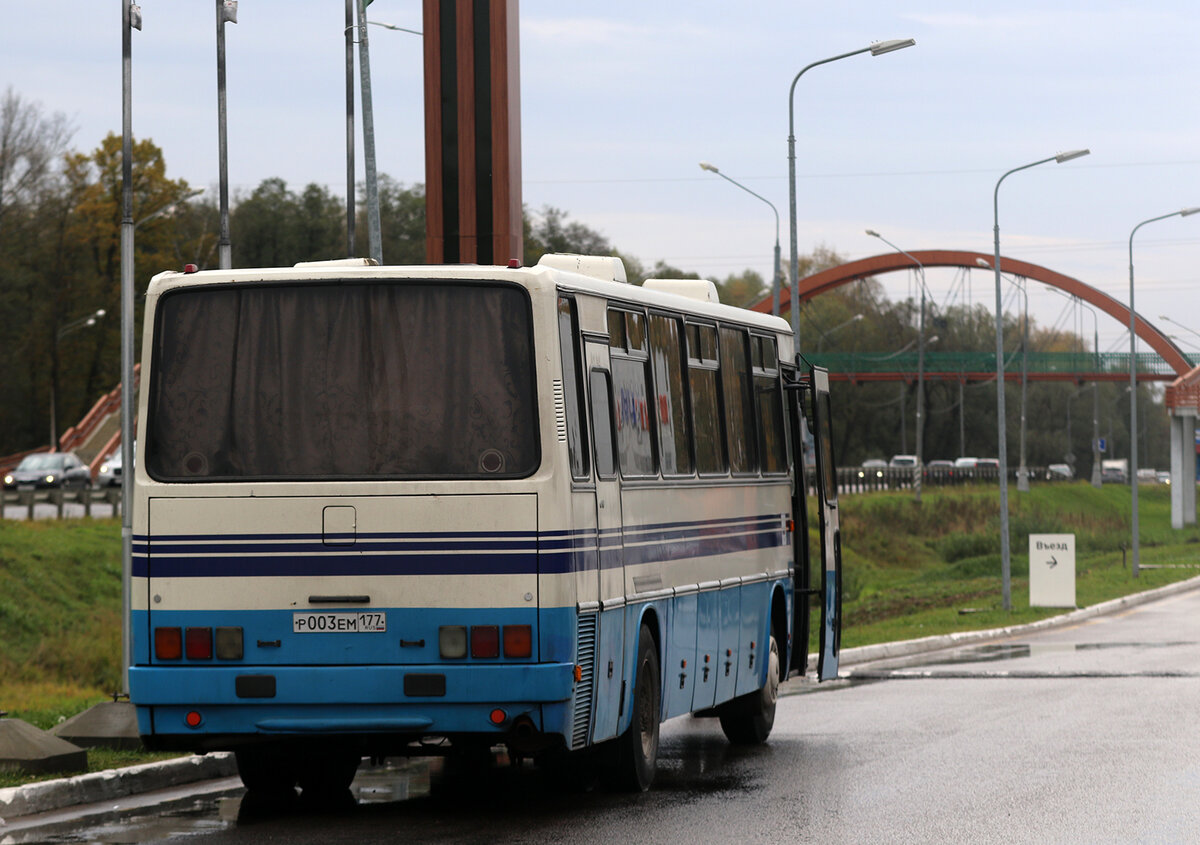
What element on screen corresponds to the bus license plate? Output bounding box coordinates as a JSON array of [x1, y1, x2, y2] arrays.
[[293, 612, 387, 633]]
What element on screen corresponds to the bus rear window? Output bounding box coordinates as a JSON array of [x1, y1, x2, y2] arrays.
[[146, 281, 538, 481]]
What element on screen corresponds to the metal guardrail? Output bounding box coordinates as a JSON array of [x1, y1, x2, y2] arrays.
[[1, 487, 122, 520], [837, 464, 1078, 494]]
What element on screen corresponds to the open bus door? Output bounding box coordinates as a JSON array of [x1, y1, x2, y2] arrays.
[[784, 364, 842, 681]]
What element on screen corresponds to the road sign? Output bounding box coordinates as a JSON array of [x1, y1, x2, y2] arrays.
[[1029, 534, 1075, 608], [1097, 437, 1107, 453]]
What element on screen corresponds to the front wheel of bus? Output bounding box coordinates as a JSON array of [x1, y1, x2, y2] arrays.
[[605, 624, 660, 792], [718, 633, 780, 745]]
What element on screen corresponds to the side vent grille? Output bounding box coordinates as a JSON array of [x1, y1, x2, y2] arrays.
[[572, 612, 598, 749], [553, 379, 568, 442]]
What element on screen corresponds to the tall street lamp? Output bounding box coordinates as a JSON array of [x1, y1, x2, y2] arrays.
[[354, 0, 382, 264], [1128, 207, 1200, 577], [787, 38, 914, 346], [699, 162, 782, 315], [991, 148, 1089, 611], [120, 0, 142, 694], [978, 259, 1032, 492], [867, 230, 931, 501], [215, 0, 237, 269], [816, 312, 863, 352]]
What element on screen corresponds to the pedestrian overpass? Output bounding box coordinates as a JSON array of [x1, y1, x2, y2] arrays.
[[752, 249, 1199, 527]]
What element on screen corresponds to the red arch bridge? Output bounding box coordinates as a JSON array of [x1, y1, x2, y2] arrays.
[[750, 249, 1200, 527]]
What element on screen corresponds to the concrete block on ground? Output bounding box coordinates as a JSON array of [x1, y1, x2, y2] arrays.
[[0, 719, 87, 776], [50, 701, 141, 751]]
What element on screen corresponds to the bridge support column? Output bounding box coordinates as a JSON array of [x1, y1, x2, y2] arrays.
[[1169, 412, 1196, 529]]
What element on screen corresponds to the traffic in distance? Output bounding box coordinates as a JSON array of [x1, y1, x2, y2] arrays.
[[127, 254, 844, 797]]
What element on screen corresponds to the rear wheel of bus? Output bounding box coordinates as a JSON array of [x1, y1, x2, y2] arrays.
[[717, 633, 780, 745], [603, 623, 660, 792]]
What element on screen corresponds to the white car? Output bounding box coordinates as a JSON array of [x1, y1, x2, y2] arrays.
[[97, 450, 123, 487]]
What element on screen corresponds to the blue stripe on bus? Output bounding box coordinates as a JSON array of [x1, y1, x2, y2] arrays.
[[132, 514, 788, 578]]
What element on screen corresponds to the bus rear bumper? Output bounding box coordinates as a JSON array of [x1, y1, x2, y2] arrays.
[[129, 662, 575, 746]]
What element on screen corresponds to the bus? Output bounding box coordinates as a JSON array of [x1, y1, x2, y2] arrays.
[[128, 253, 843, 796]]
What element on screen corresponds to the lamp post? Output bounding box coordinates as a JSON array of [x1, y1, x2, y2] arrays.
[[1128, 207, 1200, 577], [354, 0, 382, 264], [50, 309, 107, 451], [120, 0, 141, 695], [867, 229, 930, 501], [344, 0, 355, 257], [215, 0, 236, 269], [699, 162, 782, 315], [786, 38, 914, 346], [991, 148, 1089, 611]]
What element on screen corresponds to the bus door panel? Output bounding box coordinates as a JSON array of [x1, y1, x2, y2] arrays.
[[811, 367, 842, 681], [714, 580, 741, 704], [783, 364, 813, 679], [664, 589, 698, 719], [584, 341, 626, 742], [690, 583, 720, 710], [734, 580, 769, 697]]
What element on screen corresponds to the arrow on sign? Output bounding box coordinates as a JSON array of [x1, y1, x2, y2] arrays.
[[1047, 556, 1058, 569]]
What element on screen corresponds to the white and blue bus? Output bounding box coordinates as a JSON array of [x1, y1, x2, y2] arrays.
[[129, 253, 842, 795]]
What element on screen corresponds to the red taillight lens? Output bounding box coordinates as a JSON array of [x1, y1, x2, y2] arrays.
[[155, 627, 182, 660], [471, 625, 499, 658], [503, 625, 532, 658], [185, 627, 213, 659]]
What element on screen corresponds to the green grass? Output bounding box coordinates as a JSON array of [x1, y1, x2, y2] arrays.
[[2, 484, 1198, 787], [827, 482, 1200, 649]]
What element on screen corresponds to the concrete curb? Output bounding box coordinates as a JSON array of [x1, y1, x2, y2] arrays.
[[811, 572, 1200, 672], [0, 752, 236, 820]]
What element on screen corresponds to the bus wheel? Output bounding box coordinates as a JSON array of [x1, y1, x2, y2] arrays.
[[235, 747, 298, 797], [297, 750, 361, 803], [604, 624, 660, 792], [718, 633, 780, 745]]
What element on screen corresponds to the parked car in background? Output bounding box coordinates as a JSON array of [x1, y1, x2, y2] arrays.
[[1047, 463, 1074, 480], [2, 451, 92, 491], [953, 457, 980, 470], [1157, 470, 1171, 485], [889, 454, 918, 469], [97, 450, 123, 488], [926, 459, 955, 478], [859, 458, 887, 479], [1101, 466, 1127, 484]]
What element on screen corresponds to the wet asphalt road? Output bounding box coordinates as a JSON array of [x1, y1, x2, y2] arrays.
[[16, 583, 1200, 844]]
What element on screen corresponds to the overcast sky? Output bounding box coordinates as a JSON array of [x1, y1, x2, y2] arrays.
[[6, 1, 1200, 354]]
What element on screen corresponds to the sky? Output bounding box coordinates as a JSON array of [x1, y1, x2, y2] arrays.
[[6, 1, 1200, 356]]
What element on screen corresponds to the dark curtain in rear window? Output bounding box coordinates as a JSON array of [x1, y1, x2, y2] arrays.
[[147, 282, 538, 480]]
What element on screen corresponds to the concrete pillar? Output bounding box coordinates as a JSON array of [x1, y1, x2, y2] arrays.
[[1170, 412, 1197, 529]]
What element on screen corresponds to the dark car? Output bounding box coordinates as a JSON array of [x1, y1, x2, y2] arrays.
[[3, 451, 92, 491]]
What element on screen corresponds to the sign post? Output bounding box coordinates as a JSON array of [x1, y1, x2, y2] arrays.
[[1029, 533, 1076, 608]]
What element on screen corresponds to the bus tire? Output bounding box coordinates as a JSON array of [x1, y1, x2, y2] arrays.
[[604, 624, 660, 792], [718, 633, 780, 745], [235, 747, 298, 797], [297, 750, 361, 802]]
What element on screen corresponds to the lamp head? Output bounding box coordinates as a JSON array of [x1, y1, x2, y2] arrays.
[[95, 309, 107, 318], [975, 257, 992, 269], [865, 229, 880, 238], [699, 162, 719, 174], [869, 38, 916, 55], [853, 313, 864, 321], [1180, 207, 1200, 217], [1054, 149, 1090, 164]]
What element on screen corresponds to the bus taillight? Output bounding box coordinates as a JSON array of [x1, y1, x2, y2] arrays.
[[471, 625, 500, 658], [155, 627, 183, 660], [185, 627, 213, 660], [503, 625, 532, 658]]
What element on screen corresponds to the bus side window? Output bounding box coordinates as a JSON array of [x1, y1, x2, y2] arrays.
[[753, 335, 787, 474], [609, 308, 656, 478], [557, 296, 590, 480], [649, 313, 693, 476], [687, 322, 726, 475], [589, 369, 617, 479], [718, 326, 758, 474]]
